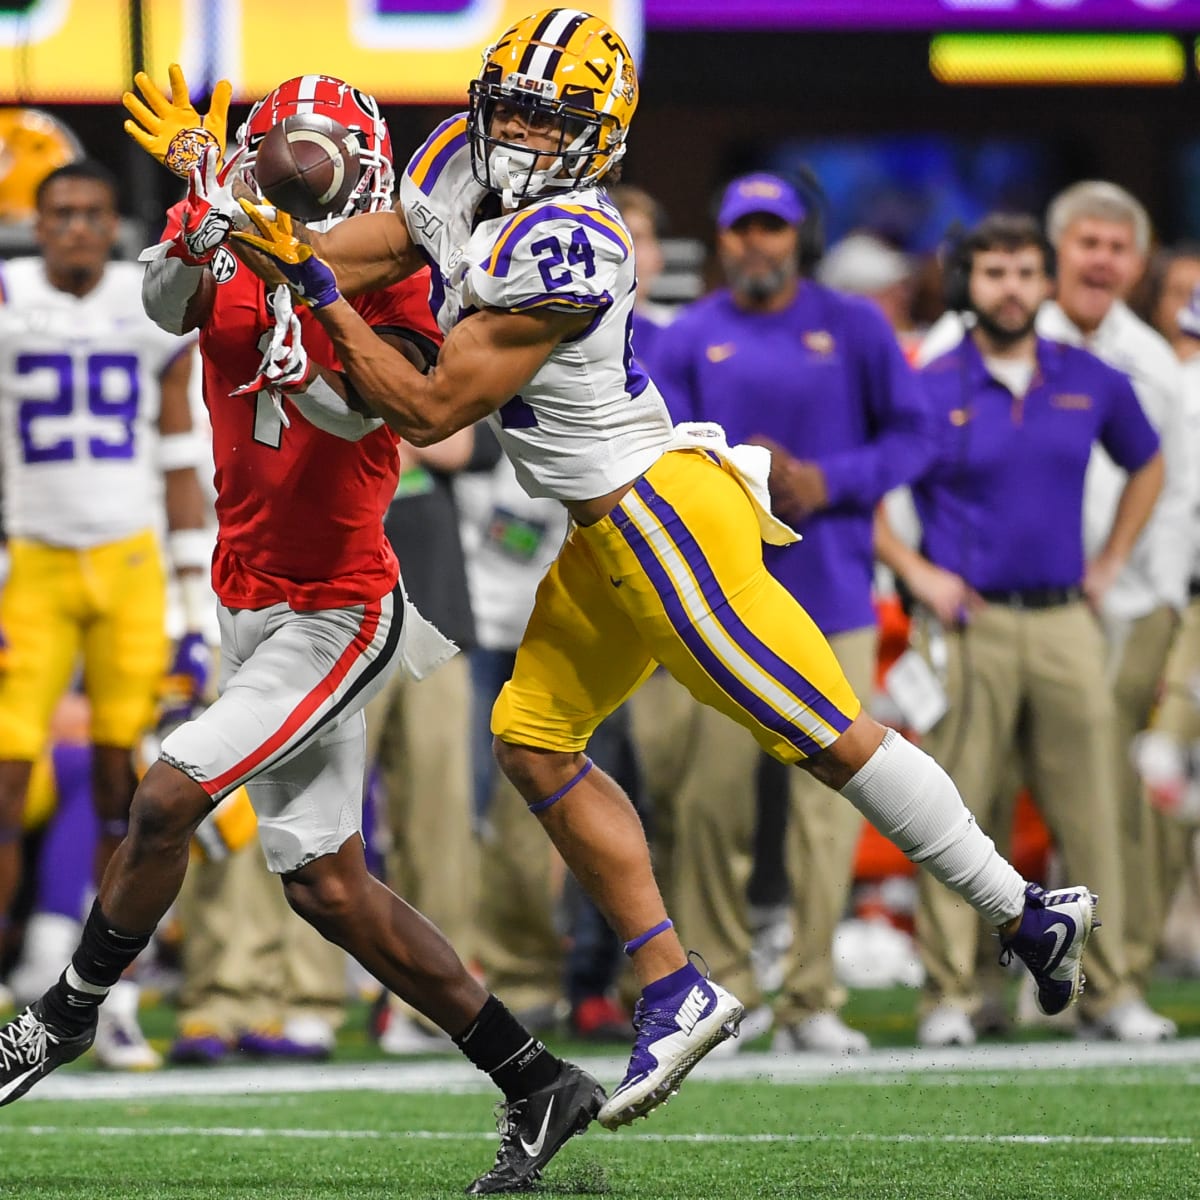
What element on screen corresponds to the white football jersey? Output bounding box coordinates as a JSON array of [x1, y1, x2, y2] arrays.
[[399, 114, 672, 502], [0, 258, 190, 547]]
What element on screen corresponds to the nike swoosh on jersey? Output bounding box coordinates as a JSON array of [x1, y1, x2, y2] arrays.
[[520, 1098, 555, 1157], [0, 1064, 40, 1103], [706, 343, 737, 363]]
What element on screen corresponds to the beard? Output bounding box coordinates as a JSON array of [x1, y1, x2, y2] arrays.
[[726, 261, 793, 304], [973, 300, 1038, 348]]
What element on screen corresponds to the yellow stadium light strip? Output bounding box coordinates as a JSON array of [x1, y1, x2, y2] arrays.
[[930, 34, 1185, 86]]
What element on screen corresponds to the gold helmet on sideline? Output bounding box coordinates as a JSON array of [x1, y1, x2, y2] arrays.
[[468, 8, 638, 203], [0, 108, 84, 222]]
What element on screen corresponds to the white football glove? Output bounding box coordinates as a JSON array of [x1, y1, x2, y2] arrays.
[[139, 145, 250, 267], [230, 286, 308, 425]]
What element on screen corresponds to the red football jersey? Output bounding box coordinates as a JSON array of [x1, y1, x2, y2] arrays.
[[163, 204, 441, 611]]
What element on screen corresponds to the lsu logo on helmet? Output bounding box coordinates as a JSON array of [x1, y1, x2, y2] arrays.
[[468, 8, 639, 202]]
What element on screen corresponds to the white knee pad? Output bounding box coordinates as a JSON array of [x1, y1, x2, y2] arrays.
[[839, 729, 1025, 925]]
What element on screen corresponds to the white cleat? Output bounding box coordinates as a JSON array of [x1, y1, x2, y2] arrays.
[[773, 1011, 869, 1055], [93, 981, 161, 1071], [1077, 997, 1177, 1043], [917, 1004, 976, 1048], [598, 976, 743, 1130]]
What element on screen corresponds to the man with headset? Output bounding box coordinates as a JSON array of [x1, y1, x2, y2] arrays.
[[648, 171, 939, 1054], [875, 213, 1164, 1047]]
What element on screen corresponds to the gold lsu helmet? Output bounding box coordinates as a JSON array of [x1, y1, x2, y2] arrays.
[[468, 8, 638, 202], [0, 108, 83, 222]]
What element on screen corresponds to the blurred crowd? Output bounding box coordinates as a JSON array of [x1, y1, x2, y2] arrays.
[[2, 100, 1200, 1070]]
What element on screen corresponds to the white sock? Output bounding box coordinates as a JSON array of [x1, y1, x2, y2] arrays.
[[839, 729, 1026, 925]]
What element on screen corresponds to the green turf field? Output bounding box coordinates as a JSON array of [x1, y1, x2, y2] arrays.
[[3, 981, 1200, 1199]]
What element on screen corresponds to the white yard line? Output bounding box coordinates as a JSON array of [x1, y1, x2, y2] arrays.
[[9, 1126, 1196, 1148], [18, 1036, 1200, 1103]]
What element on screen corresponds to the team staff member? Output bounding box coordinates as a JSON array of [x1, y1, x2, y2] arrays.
[[1043, 183, 1191, 1038], [649, 172, 938, 1054], [0, 159, 206, 1069], [877, 214, 1163, 1047]]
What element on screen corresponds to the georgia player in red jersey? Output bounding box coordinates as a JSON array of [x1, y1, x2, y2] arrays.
[[0, 75, 605, 1195]]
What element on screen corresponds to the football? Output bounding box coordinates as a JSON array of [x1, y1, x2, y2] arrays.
[[252, 113, 361, 222]]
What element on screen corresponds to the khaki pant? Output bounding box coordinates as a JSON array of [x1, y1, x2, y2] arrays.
[[175, 841, 346, 1037], [1115, 604, 1189, 991], [629, 629, 875, 1021], [915, 601, 1130, 1021], [365, 653, 476, 961], [472, 771, 567, 1016]]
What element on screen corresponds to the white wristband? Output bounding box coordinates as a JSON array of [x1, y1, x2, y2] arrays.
[[178, 569, 212, 631], [169, 528, 212, 574], [159, 431, 205, 472]]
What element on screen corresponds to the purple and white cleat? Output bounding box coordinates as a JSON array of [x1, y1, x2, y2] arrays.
[[598, 969, 743, 1130], [1001, 883, 1098, 1016]]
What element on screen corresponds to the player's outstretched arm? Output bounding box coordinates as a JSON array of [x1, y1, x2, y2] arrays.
[[237, 205, 423, 298], [307, 210, 425, 295], [314, 298, 588, 444]]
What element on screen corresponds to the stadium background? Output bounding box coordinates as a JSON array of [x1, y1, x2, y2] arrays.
[[3, 5, 1200, 1197], [4, 0, 1200, 251]]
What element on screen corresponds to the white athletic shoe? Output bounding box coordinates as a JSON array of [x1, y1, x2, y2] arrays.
[[917, 1004, 976, 1048], [598, 975, 743, 1129], [1077, 998, 1177, 1043], [281, 1015, 337, 1057], [378, 1011, 454, 1056], [748, 903, 793, 994], [93, 981, 161, 1071], [709, 1004, 774, 1057], [8, 913, 80, 1006], [773, 1011, 869, 1055]]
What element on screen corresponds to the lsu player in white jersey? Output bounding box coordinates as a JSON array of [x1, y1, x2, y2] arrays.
[[177, 6, 1094, 1132], [0, 158, 208, 1068]]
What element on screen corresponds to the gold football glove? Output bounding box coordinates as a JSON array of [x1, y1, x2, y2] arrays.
[[234, 200, 342, 308], [122, 63, 233, 179]]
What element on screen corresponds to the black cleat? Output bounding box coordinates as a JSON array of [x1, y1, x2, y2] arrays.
[[466, 1062, 606, 1195], [0, 999, 96, 1106]]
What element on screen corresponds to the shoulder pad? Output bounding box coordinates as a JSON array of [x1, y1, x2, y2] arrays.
[[469, 200, 631, 315]]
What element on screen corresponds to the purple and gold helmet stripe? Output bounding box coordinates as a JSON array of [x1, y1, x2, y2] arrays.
[[518, 8, 590, 78], [616, 479, 853, 757], [485, 204, 631, 277], [406, 115, 468, 196]]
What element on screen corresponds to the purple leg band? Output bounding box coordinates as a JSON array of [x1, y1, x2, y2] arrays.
[[100, 819, 130, 838], [527, 758, 594, 815], [623, 919, 674, 957]]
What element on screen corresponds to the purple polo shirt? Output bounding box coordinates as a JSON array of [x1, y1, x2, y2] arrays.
[[915, 336, 1160, 592], [651, 281, 936, 636]]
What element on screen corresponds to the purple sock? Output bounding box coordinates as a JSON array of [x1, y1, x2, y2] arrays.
[[642, 961, 703, 1006], [36, 743, 98, 919]]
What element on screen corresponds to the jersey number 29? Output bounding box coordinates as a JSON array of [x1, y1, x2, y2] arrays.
[[17, 352, 139, 464]]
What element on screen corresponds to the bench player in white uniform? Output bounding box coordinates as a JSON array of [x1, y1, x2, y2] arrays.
[[213, 7, 1093, 1129], [0, 159, 207, 1068]]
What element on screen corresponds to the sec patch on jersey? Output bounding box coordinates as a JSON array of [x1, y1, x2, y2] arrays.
[[253, 113, 360, 222]]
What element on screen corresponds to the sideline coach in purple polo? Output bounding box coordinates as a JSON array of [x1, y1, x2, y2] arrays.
[[646, 172, 938, 1055]]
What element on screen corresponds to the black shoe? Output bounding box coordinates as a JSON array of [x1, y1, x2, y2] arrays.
[[465, 1063, 606, 1195], [0, 999, 96, 1106]]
